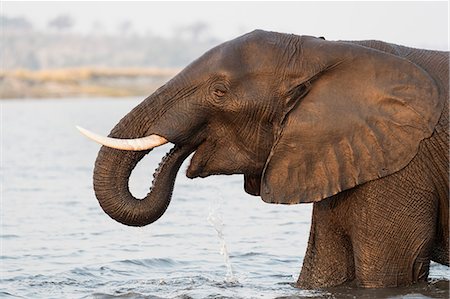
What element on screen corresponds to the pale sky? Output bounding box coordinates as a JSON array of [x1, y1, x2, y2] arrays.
[[2, 1, 449, 50]]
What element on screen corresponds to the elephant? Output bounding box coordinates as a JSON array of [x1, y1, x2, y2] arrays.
[[79, 30, 449, 289]]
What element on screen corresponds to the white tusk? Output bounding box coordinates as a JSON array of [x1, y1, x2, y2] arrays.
[[76, 126, 168, 151]]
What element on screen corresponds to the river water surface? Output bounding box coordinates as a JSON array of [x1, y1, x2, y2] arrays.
[[1, 98, 449, 298]]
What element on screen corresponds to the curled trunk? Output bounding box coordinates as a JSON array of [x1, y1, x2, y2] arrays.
[[93, 144, 192, 226], [92, 93, 192, 227]]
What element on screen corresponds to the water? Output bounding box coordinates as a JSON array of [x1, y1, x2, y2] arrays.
[[207, 198, 238, 284], [1, 98, 449, 299]]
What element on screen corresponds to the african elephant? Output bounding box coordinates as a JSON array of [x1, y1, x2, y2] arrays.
[[79, 30, 449, 288]]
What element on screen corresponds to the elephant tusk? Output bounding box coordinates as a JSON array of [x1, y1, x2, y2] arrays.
[[76, 126, 168, 151]]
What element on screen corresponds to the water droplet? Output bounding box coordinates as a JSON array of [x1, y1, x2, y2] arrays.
[[207, 195, 239, 283]]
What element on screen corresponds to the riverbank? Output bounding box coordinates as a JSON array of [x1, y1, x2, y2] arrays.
[[0, 67, 180, 99]]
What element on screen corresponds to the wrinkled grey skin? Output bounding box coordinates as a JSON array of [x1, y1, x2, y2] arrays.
[[92, 30, 449, 288]]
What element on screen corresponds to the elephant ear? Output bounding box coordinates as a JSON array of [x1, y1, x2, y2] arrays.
[[261, 41, 441, 204]]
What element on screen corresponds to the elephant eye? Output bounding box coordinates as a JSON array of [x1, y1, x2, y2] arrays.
[[212, 83, 228, 98], [213, 89, 226, 97]]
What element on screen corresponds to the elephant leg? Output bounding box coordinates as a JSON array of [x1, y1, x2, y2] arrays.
[[297, 197, 355, 288], [349, 176, 439, 287]]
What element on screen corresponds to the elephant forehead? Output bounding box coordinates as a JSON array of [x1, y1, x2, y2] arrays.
[[196, 37, 282, 74]]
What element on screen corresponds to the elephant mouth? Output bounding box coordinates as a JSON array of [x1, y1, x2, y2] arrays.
[[185, 140, 243, 178], [185, 141, 215, 178], [185, 141, 263, 196]]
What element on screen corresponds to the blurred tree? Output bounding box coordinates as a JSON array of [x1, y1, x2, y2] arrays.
[[24, 53, 40, 70], [90, 20, 105, 35], [1, 16, 33, 31], [174, 21, 210, 42], [188, 22, 209, 41], [118, 20, 134, 36], [48, 15, 74, 32], [2, 18, 221, 70]]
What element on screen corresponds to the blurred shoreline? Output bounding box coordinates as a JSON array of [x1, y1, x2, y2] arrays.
[[0, 67, 180, 99], [1, 15, 220, 100]]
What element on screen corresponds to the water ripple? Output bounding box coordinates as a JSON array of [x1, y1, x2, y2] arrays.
[[116, 258, 182, 268]]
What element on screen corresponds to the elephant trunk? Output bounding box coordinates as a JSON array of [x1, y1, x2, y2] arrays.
[[93, 145, 192, 226], [92, 94, 192, 227]]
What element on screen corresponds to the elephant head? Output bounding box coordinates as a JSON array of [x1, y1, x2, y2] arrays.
[[80, 30, 441, 227]]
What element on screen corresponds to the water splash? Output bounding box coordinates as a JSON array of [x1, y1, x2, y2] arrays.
[[207, 198, 239, 284]]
